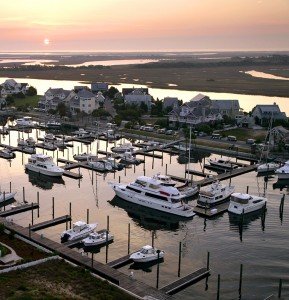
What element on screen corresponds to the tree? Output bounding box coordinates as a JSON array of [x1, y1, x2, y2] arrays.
[[140, 102, 148, 113], [15, 92, 25, 99], [106, 86, 119, 99], [57, 102, 67, 117], [5, 95, 14, 106], [27, 86, 37, 96]]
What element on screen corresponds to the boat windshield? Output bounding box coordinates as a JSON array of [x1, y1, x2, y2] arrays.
[[231, 195, 251, 204], [135, 179, 147, 187]]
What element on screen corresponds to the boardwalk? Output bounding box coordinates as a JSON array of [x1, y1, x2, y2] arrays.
[[29, 215, 71, 231], [0, 217, 172, 299], [0, 203, 39, 217]]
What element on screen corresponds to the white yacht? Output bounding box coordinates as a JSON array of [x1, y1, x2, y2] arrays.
[[0, 191, 17, 202], [257, 162, 280, 174], [0, 148, 15, 159], [275, 161, 289, 180], [15, 116, 35, 127], [104, 157, 125, 171], [105, 129, 121, 140], [153, 173, 198, 198], [130, 245, 165, 263], [228, 193, 267, 215], [111, 142, 135, 153], [208, 157, 238, 170], [61, 221, 97, 243], [88, 159, 113, 172], [109, 176, 196, 218], [82, 230, 114, 247], [197, 181, 235, 208], [25, 154, 64, 177], [44, 133, 56, 141], [47, 120, 62, 129], [42, 141, 58, 150], [119, 151, 141, 165], [73, 153, 98, 162]]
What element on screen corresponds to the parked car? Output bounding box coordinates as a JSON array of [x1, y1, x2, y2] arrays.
[[165, 130, 173, 135], [246, 138, 255, 144], [211, 133, 221, 139], [157, 128, 166, 134], [227, 135, 237, 142]]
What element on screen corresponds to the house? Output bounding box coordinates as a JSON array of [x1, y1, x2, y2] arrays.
[[70, 90, 99, 114], [95, 91, 105, 104], [251, 103, 287, 125], [122, 87, 148, 96], [163, 97, 179, 111], [0, 79, 28, 97], [235, 114, 255, 128], [168, 93, 222, 126], [211, 100, 240, 117], [38, 88, 76, 111], [91, 82, 109, 93], [124, 89, 152, 109]]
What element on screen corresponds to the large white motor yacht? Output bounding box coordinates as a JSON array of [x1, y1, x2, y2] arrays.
[[111, 142, 135, 153], [130, 245, 165, 263], [208, 157, 238, 170], [257, 162, 280, 174], [15, 116, 35, 127], [109, 176, 196, 218], [197, 181, 235, 208], [228, 193, 267, 215], [275, 161, 289, 180], [25, 154, 64, 177], [61, 221, 97, 243], [82, 230, 114, 247]]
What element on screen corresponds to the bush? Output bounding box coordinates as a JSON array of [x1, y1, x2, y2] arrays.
[[26, 86, 37, 96]]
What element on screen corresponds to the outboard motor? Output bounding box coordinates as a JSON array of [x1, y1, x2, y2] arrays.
[[61, 233, 70, 243]]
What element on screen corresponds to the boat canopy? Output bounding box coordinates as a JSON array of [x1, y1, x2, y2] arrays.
[[231, 193, 251, 204]]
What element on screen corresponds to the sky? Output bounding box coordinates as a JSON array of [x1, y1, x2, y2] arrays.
[[1, 0, 289, 52]]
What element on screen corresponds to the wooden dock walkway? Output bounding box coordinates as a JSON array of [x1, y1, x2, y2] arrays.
[[0, 203, 39, 217], [0, 217, 172, 299], [185, 169, 212, 178], [107, 254, 132, 269], [160, 267, 210, 295], [193, 202, 230, 218], [29, 215, 71, 231]]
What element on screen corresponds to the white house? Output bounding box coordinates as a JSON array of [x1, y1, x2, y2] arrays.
[[0, 79, 28, 97], [124, 89, 152, 109], [70, 90, 99, 114]]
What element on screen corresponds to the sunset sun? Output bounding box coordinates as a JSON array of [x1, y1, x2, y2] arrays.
[[43, 38, 50, 45]]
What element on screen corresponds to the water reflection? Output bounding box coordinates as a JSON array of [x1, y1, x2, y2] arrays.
[[229, 211, 263, 230], [273, 179, 289, 191], [129, 258, 164, 273], [109, 196, 181, 231], [178, 152, 210, 164], [26, 170, 65, 190]]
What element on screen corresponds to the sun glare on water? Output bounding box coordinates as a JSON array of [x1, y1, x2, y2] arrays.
[[44, 38, 50, 45]]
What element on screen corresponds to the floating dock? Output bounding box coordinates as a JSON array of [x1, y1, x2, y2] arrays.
[[107, 254, 132, 269], [29, 215, 71, 231], [160, 267, 210, 295], [0, 203, 39, 217]]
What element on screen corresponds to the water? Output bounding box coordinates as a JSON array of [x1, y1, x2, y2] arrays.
[[1, 77, 289, 114], [0, 129, 288, 299], [64, 59, 161, 67], [242, 70, 289, 81]]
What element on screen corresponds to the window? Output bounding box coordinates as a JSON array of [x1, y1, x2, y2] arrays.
[[135, 180, 146, 187], [149, 183, 159, 189], [127, 186, 141, 193], [145, 192, 167, 201]]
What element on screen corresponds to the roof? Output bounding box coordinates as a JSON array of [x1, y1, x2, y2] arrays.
[[254, 104, 282, 113], [211, 100, 240, 110], [142, 245, 153, 250], [77, 89, 95, 98], [73, 220, 87, 227], [190, 93, 208, 102], [163, 97, 179, 108]]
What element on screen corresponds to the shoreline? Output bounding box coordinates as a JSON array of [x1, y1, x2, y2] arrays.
[[1, 64, 289, 98]]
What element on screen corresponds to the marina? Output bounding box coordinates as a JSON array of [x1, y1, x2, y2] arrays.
[[0, 125, 288, 299]]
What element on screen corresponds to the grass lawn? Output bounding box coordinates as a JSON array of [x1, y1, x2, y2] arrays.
[[0, 259, 135, 300], [13, 95, 41, 109], [219, 128, 267, 142]]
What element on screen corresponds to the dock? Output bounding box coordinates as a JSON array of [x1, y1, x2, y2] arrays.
[[185, 169, 212, 178], [160, 267, 210, 295], [107, 254, 132, 269], [0, 217, 172, 299], [29, 215, 71, 231], [0, 203, 39, 217], [193, 202, 230, 218]]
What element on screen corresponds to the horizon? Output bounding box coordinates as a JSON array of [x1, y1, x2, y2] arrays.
[[1, 0, 289, 52]]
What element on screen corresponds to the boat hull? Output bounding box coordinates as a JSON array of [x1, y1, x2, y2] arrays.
[[228, 201, 266, 215], [111, 184, 195, 218], [0, 192, 16, 202], [130, 252, 165, 263], [25, 165, 64, 177]]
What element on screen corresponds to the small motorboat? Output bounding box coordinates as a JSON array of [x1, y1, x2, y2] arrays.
[[18, 137, 36, 147], [61, 221, 98, 243], [46, 120, 62, 129], [257, 162, 280, 174], [42, 142, 58, 151], [20, 146, 36, 154], [111, 142, 135, 153], [82, 230, 114, 247], [88, 160, 113, 172], [228, 193, 267, 215], [208, 157, 238, 170], [44, 133, 56, 141], [153, 173, 177, 186], [0, 148, 16, 159], [105, 157, 125, 171], [73, 153, 98, 162], [0, 191, 17, 202], [130, 245, 165, 263], [73, 128, 92, 139], [119, 151, 142, 165], [275, 161, 289, 180]]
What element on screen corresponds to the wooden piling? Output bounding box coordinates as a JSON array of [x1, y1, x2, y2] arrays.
[[37, 192, 39, 218], [128, 223, 131, 255], [87, 209, 89, 224], [178, 241, 182, 277], [52, 197, 55, 219], [69, 202, 72, 229], [238, 264, 243, 297], [22, 187, 25, 203], [31, 203, 34, 225], [217, 274, 221, 300], [156, 250, 160, 289], [278, 279, 282, 298], [207, 251, 210, 271]]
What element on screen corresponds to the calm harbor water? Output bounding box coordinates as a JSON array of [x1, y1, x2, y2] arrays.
[[0, 128, 289, 299], [1, 77, 289, 114]]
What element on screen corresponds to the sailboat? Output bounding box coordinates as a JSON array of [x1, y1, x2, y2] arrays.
[[257, 114, 279, 174]]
